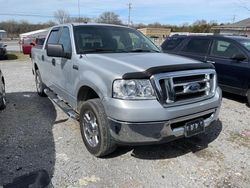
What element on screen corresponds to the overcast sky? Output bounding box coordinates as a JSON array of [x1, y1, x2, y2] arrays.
[[0, 0, 249, 25]]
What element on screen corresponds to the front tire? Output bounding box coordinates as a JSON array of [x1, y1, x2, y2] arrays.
[[79, 99, 116, 157], [0, 80, 6, 110], [35, 69, 46, 97]]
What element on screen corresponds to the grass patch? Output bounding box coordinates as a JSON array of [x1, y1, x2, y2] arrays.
[[228, 130, 250, 148], [7, 51, 30, 61]]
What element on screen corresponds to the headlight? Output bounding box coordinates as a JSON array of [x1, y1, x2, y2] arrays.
[[113, 79, 156, 100]]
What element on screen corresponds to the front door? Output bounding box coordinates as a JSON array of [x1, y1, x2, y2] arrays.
[[43, 27, 61, 89], [53, 26, 75, 104], [207, 39, 249, 94]]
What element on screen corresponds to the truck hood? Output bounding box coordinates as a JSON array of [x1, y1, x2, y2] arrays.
[[85, 52, 203, 78]]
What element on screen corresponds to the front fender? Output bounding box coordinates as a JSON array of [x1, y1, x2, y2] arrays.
[[74, 70, 110, 100]]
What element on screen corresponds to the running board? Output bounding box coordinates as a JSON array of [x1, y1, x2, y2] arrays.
[[44, 89, 79, 121]]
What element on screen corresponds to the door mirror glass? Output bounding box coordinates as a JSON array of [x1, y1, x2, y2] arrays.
[[47, 44, 67, 58], [231, 53, 247, 61]]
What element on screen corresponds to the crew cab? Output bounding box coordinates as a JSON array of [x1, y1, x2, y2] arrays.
[[161, 35, 250, 105], [31, 23, 222, 157]]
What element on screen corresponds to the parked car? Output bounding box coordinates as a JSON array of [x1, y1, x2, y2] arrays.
[[161, 35, 250, 105], [21, 37, 46, 55], [0, 43, 7, 59], [31, 23, 222, 157], [0, 68, 6, 110]]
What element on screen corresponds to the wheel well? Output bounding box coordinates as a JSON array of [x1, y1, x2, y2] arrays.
[[34, 63, 38, 70], [1, 76, 4, 85], [77, 86, 99, 110]]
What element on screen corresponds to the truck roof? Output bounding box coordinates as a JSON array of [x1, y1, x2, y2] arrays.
[[53, 22, 130, 29]]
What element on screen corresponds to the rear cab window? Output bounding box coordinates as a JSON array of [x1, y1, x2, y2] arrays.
[[161, 37, 185, 51], [181, 38, 211, 55]]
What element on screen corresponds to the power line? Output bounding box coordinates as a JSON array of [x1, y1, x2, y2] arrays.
[[0, 13, 54, 18], [0, 12, 85, 19]]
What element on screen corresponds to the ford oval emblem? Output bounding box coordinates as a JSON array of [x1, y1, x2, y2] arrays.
[[184, 83, 201, 93]]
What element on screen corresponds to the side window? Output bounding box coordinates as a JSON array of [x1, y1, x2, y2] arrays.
[[162, 38, 184, 51], [182, 38, 211, 55], [47, 29, 60, 44], [211, 40, 242, 58], [58, 27, 72, 53]]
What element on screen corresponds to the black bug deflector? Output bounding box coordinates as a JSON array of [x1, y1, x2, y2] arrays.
[[122, 63, 215, 79]]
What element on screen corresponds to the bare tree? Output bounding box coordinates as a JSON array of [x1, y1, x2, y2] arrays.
[[96, 12, 122, 25], [54, 9, 71, 24], [71, 17, 92, 23]]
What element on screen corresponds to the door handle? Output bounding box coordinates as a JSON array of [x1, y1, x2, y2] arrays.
[[52, 58, 56, 66], [73, 65, 79, 70], [41, 55, 44, 61], [206, 60, 215, 64]]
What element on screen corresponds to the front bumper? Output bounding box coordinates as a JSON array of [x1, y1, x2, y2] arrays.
[[104, 87, 222, 144], [109, 107, 220, 144]]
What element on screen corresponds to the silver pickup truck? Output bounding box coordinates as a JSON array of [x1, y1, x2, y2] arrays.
[[31, 23, 222, 157]]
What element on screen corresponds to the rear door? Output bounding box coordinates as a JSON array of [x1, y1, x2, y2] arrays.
[[178, 37, 212, 62], [206, 38, 249, 94]]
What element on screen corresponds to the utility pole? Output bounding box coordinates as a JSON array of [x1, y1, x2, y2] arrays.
[[78, 0, 80, 20], [232, 15, 236, 23], [128, 1, 132, 27]]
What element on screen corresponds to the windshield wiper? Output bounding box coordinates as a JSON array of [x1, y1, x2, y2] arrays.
[[127, 48, 160, 53]]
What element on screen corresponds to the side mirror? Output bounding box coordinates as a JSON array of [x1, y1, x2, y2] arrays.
[[231, 53, 247, 62], [47, 44, 71, 59]]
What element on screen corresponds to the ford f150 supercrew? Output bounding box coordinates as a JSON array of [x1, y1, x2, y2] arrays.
[[31, 23, 222, 157]]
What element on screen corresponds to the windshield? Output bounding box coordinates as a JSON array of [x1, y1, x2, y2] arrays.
[[73, 25, 160, 54], [238, 38, 250, 51]]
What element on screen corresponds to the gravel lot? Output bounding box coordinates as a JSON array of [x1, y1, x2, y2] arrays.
[[5, 40, 21, 52], [0, 59, 250, 188]]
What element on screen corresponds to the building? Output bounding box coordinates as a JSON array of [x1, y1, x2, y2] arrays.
[[138, 27, 171, 47], [19, 28, 49, 41], [138, 27, 171, 38], [212, 18, 250, 37], [0, 30, 7, 39], [170, 32, 213, 36]]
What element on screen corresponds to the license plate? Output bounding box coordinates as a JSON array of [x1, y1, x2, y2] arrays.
[[184, 118, 205, 137]]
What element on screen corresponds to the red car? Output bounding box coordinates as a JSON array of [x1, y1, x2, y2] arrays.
[[21, 37, 45, 55]]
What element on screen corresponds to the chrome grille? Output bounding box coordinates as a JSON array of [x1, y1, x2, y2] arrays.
[[151, 69, 217, 107]]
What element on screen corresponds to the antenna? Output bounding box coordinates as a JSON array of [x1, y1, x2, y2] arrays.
[[128, 1, 132, 27]]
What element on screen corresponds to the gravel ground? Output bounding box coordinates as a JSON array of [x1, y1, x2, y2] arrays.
[[0, 59, 250, 188], [5, 40, 21, 52]]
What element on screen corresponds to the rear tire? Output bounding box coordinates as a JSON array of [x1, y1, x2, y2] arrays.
[[247, 89, 250, 106], [79, 99, 116, 157], [35, 69, 46, 97], [0, 80, 6, 110]]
